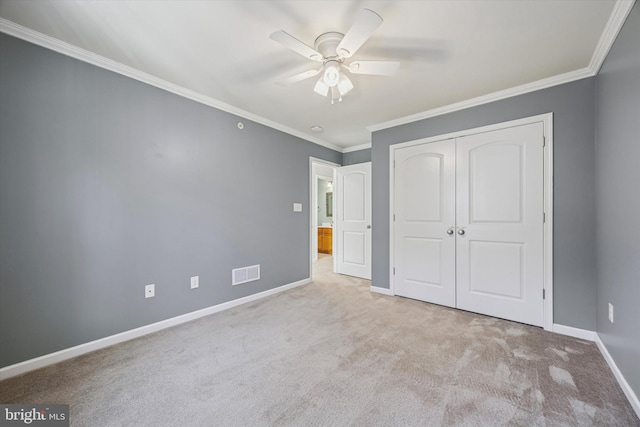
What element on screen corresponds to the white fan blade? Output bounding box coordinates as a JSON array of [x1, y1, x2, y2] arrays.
[[276, 68, 322, 85], [346, 61, 400, 76], [336, 9, 383, 58], [270, 30, 323, 62]]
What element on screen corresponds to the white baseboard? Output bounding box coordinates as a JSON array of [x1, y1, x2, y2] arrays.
[[552, 324, 597, 341], [595, 334, 640, 418], [0, 278, 311, 381], [370, 286, 393, 296], [552, 325, 639, 417]]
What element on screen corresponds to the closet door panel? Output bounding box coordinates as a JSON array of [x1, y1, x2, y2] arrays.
[[456, 123, 544, 326], [394, 139, 456, 307]]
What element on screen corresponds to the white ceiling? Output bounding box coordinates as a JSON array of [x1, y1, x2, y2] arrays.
[[0, 1, 627, 151]]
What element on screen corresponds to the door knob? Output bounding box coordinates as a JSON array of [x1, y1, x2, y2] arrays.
[[367, 225, 372, 229], [457, 228, 465, 235], [446, 228, 454, 235]]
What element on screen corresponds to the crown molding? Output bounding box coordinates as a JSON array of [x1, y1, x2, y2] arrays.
[[588, 0, 636, 74], [368, 68, 593, 132], [369, 0, 634, 133], [0, 18, 344, 154], [3, 0, 634, 152], [343, 143, 372, 153]]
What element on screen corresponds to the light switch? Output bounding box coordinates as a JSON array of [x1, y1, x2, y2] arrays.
[[293, 203, 303, 212]]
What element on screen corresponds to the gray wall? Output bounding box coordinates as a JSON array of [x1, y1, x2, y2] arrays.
[[342, 148, 371, 165], [372, 78, 597, 330], [0, 34, 341, 368], [595, 3, 640, 399]]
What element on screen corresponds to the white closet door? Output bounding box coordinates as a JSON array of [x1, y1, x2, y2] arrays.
[[335, 162, 371, 279], [455, 123, 544, 326], [394, 139, 456, 307]]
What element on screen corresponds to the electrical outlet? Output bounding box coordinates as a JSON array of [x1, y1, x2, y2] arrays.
[[190, 276, 199, 289], [608, 303, 614, 323], [145, 284, 155, 299]]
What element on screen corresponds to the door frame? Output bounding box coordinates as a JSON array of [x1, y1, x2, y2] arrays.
[[309, 157, 340, 277], [389, 113, 554, 331]]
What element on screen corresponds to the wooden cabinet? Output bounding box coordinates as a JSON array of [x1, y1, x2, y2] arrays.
[[318, 227, 333, 254]]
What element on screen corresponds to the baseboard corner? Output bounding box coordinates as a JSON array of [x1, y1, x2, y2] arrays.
[[552, 324, 596, 341], [370, 286, 393, 296], [595, 334, 640, 418]]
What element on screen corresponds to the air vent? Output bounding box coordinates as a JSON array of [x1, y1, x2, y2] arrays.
[[232, 264, 260, 286]]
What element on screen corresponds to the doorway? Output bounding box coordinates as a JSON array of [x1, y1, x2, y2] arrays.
[[317, 176, 334, 255], [309, 159, 372, 281], [310, 158, 339, 277]]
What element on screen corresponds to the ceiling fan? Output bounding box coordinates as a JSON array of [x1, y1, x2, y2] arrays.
[[270, 9, 400, 104]]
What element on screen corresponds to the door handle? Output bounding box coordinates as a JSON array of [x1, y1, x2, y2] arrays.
[[367, 225, 372, 229], [446, 227, 455, 235], [457, 228, 465, 236]]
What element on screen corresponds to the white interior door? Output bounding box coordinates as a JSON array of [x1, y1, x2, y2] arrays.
[[456, 123, 544, 326], [394, 140, 456, 307], [335, 162, 371, 279], [392, 121, 545, 327]]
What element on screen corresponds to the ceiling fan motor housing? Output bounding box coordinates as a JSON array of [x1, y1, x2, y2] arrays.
[[314, 32, 345, 60], [315, 32, 345, 89]]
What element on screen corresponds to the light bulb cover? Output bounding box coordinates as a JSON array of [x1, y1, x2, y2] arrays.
[[323, 62, 341, 87], [337, 74, 354, 96], [314, 76, 329, 96]]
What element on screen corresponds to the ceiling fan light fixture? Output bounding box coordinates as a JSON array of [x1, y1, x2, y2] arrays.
[[323, 62, 341, 87], [314, 77, 329, 96], [271, 8, 395, 105]]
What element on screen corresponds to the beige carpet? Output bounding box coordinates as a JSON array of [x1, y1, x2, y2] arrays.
[[1, 255, 638, 426]]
